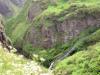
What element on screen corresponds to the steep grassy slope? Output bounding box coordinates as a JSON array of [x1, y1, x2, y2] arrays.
[[54, 42, 100, 75], [0, 46, 50, 75], [5, 0, 32, 46], [31, 0, 100, 29]]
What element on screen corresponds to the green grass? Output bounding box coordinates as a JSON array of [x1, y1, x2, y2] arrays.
[[0, 46, 47, 75], [5, 0, 32, 44], [54, 42, 100, 75]]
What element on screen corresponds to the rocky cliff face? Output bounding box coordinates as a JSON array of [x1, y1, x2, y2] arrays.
[[27, 0, 57, 21], [0, 0, 12, 17], [25, 5, 100, 48], [25, 17, 100, 48], [28, 1, 44, 22], [0, 0, 25, 17]]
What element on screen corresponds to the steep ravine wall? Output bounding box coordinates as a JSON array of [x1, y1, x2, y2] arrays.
[[6, 1, 100, 50], [24, 16, 100, 49]]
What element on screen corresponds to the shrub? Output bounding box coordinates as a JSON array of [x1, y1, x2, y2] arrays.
[[54, 42, 100, 75]]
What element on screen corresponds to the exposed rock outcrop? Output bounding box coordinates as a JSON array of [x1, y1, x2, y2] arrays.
[[25, 7, 100, 48], [28, 0, 57, 21], [0, 15, 12, 51], [0, 0, 26, 17]]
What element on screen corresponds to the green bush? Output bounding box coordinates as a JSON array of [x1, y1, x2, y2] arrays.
[[54, 42, 100, 75]]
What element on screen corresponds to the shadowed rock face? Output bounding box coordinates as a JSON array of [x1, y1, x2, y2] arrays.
[[0, 1, 12, 17], [28, 1, 43, 22], [25, 16, 100, 48], [0, 0, 25, 17], [24, 4, 100, 49], [27, 0, 57, 22]]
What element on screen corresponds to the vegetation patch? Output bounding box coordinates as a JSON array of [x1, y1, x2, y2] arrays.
[[0, 46, 47, 75], [54, 42, 100, 75]]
